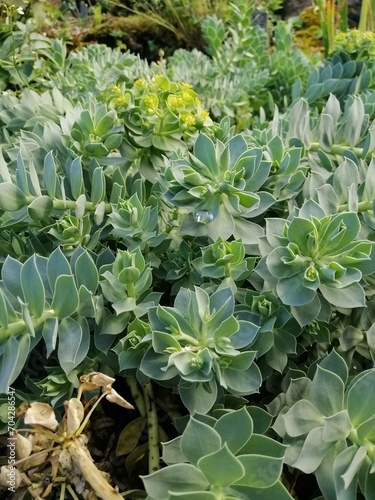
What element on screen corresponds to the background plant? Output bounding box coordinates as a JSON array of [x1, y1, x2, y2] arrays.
[[314, 0, 375, 56]]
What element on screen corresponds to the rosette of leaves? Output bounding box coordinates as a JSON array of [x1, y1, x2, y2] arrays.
[[192, 239, 256, 290], [99, 247, 161, 319], [163, 132, 274, 244], [244, 126, 306, 202], [108, 181, 168, 259], [238, 289, 302, 377], [271, 350, 375, 500], [335, 298, 375, 365], [60, 102, 124, 163], [37, 362, 97, 407], [156, 240, 203, 295], [115, 316, 152, 375], [110, 192, 158, 247], [109, 75, 213, 180], [137, 286, 261, 414], [257, 200, 375, 325], [141, 406, 293, 500], [0, 247, 99, 393]]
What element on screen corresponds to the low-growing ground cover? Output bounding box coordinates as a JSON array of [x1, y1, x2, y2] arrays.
[[1, 1, 375, 498]]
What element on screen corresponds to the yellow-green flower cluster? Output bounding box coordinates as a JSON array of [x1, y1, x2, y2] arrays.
[[110, 84, 131, 108], [333, 29, 375, 59], [111, 75, 212, 131], [141, 93, 159, 115]]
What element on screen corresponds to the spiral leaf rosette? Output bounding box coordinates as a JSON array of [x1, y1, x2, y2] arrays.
[[258, 200, 375, 325], [137, 286, 261, 414], [163, 133, 275, 244], [271, 351, 375, 500]]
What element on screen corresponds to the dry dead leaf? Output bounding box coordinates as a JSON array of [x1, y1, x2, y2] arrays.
[[65, 398, 85, 436], [106, 388, 134, 410], [24, 403, 58, 431], [16, 433, 32, 460], [0, 465, 22, 488], [68, 442, 123, 499], [80, 372, 116, 392]]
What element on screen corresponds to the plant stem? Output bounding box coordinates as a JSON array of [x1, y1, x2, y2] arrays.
[[326, 0, 336, 55], [315, 0, 328, 55], [0, 309, 55, 341], [126, 376, 146, 416], [74, 392, 108, 437], [358, 0, 370, 31], [8, 13, 30, 88], [337, 0, 348, 31], [59, 482, 66, 500], [309, 142, 373, 160], [339, 200, 373, 212], [68, 442, 123, 499], [51, 198, 112, 213], [13, 446, 58, 466], [66, 485, 80, 500], [143, 381, 160, 473]]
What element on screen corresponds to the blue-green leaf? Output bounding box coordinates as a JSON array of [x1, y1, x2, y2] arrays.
[[91, 166, 106, 205], [193, 134, 218, 176], [181, 417, 221, 466], [21, 256, 45, 317], [346, 369, 375, 426], [214, 407, 253, 454], [57, 317, 89, 374], [0, 183, 28, 211], [333, 446, 361, 500], [43, 151, 58, 198], [74, 251, 99, 293], [0, 289, 9, 328], [235, 454, 283, 488], [284, 400, 324, 437], [291, 426, 332, 473], [1, 255, 23, 299], [0, 334, 30, 394], [141, 464, 209, 499], [47, 247, 71, 292], [52, 275, 79, 318], [319, 282, 365, 308], [198, 443, 245, 487], [28, 196, 54, 221], [179, 379, 218, 414], [310, 366, 344, 416], [42, 317, 58, 358], [70, 156, 84, 200]]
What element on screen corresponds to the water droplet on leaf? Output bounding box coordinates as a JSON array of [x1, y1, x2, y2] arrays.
[[193, 210, 214, 224]]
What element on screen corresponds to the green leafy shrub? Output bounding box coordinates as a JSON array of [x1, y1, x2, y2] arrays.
[[142, 406, 293, 499], [110, 75, 213, 178], [333, 29, 375, 60], [0, 4, 63, 90], [269, 350, 375, 500], [1, 4, 375, 498], [166, 0, 313, 129]]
